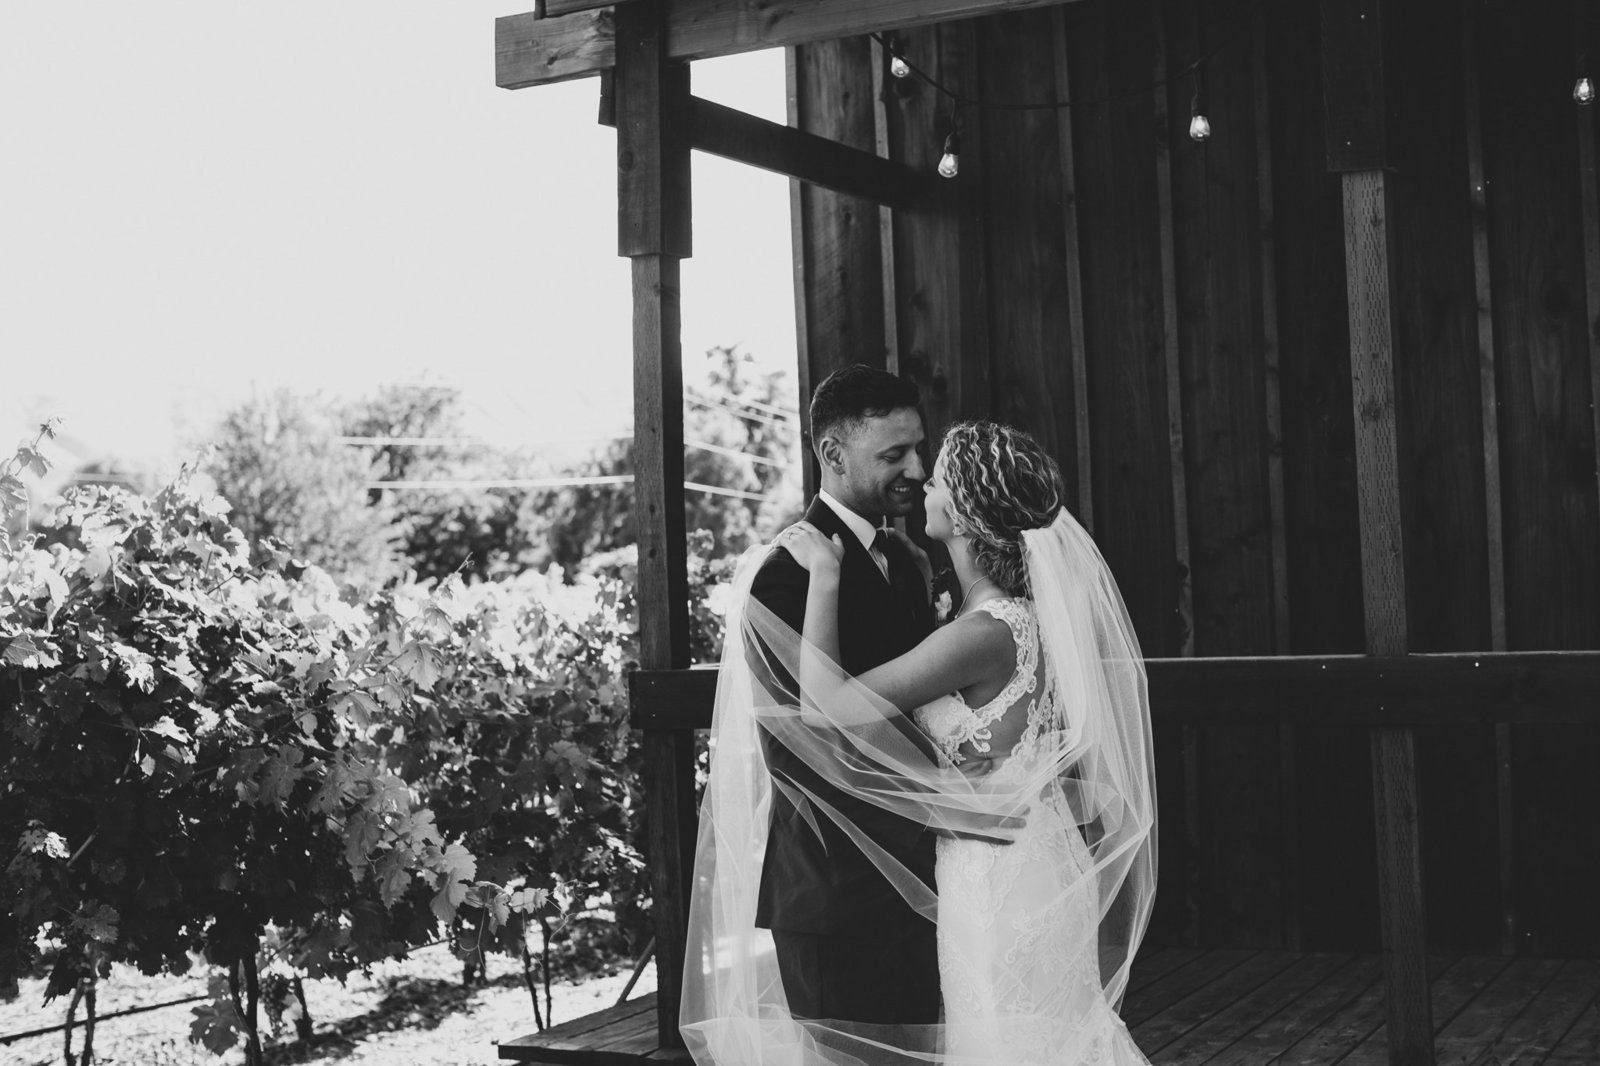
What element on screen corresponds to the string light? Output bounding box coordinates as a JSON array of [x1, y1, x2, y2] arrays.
[[1189, 94, 1212, 142], [937, 131, 960, 178], [886, 34, 910, 78], [1577, 76, 1596, 105], [870, 24, 1234, 171], [868, 7, 1250, 116]]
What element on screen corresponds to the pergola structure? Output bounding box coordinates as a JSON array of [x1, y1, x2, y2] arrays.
[[493, 3, 1600, 1065]]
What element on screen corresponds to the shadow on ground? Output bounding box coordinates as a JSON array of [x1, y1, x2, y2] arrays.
[[261, 971, 531, 1065]]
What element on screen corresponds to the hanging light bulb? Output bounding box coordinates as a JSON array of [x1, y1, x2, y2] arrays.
[[890, 53, 910, 79], [937, 132, 960, 178], [1576, 76, 1596, 105], [1189, 93, 1212, 142]]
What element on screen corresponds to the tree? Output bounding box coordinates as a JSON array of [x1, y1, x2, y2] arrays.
[[339, 384, 549, 584], [539, 347, 803, 572], [199, 351, 802, 591], [203, 390, 403, 588]]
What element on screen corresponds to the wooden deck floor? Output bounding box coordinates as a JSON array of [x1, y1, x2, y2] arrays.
[[498, 949, 1600, 1065]]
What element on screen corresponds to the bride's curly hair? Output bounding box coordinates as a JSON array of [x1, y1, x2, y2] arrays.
[[939, 421, 1067, 597]]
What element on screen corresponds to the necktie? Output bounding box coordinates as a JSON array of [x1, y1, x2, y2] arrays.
[[870, 528, 892, 581], [874, 529, 926, 610]]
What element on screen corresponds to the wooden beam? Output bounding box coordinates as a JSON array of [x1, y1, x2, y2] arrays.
[[630, 651, 1600, 731], [1343, 168, 1432, 1066], [1342, 171, 1407, 657], [497, 0, 1079, 88], [545, 0, 636, 16], [695, 95, 930, 212], [1371, 727, 1432, 1065], [614, 1, 694, 1049], [499, 8, 616, 90], [601, 92, 931, 210], [615, 18, 690, 256], [1327, 0, 1428, 1045]]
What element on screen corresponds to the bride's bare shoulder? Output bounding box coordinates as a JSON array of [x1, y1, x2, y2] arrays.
[[939, 606, 1019, 665]]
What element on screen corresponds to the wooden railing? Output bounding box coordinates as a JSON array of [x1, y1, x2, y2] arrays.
[[628, 650, 1600, 1065]]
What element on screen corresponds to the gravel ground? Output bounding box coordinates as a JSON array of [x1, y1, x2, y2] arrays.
[[1, 944, 658, 1066]]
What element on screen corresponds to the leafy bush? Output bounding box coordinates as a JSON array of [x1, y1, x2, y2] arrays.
[[1, 423, 737, 1059]]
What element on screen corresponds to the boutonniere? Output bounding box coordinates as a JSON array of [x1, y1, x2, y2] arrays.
[[934, 590, 954, 625]]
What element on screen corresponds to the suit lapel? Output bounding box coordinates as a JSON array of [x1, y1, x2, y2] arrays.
[[804, 498, 887, 590]]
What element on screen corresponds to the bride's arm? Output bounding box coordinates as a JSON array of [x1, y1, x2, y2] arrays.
[[782, 525, 1012, 712], [854, 616, 1013, 712]]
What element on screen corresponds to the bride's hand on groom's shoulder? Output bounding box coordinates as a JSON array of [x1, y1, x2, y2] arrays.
[[776, 522, 844, 575]]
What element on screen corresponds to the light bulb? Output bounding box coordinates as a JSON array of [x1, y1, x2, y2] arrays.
[[937, 132, 960, 178], [1188, 101, 1212, 142], [890, 54, 910, 79], [1576, 76, 1595, 104]]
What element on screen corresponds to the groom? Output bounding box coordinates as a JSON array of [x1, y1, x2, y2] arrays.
[[751, 364, 939, 1026]]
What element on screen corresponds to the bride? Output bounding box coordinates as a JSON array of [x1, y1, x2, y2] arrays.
[[682, 420, 1156, 1066]]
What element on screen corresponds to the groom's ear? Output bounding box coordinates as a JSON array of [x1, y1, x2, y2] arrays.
[[816, 435, 845, 475]]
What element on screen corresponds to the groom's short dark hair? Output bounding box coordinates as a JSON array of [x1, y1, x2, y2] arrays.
[[809, 364, 920, 444]]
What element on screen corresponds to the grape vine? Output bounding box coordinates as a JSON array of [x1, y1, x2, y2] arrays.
[[1, 424, 733, 1061]]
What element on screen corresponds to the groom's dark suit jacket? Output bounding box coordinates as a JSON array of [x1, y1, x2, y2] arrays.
[[751, 497, 936, 938]]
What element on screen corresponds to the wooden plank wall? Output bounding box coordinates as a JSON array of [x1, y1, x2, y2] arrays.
[[789, 0, 1600, 955], [1478, 0, 1600, 958]]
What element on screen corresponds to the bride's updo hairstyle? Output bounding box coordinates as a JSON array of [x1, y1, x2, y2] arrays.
[[939, 420, 1067, 597]]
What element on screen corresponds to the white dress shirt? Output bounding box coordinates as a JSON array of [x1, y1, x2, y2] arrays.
[[817, 490, 889, 580]]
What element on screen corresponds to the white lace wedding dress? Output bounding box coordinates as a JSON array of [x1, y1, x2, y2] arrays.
[[913, 598, 1151, 1066]]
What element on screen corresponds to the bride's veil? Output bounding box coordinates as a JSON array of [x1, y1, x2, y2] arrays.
[[679, 507, 1156, 1065]]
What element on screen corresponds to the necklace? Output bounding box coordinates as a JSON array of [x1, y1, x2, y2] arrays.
[[955, 574, 992, 618]]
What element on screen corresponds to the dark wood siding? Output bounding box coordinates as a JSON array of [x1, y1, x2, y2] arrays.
[[790, 0, 1600, 953]]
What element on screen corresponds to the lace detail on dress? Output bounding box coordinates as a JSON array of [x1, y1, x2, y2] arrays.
[[911, 598, 1151, 1065], [912, 598, 1040, 765]]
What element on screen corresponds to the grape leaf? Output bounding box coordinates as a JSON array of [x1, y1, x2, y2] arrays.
[[393, 642, 444, 690], [18, 825, 70, 859], [428, 843, 477, 922], [17, 447, 48, 478], [145, 716, 190, 746], [343, 809, 382, 870], [257, 744, 305, 807], [189, 994, 242, 1054], [373, 849, 413, 908], [72, 904, 119, 943], [507, 887, 550, 914], [2, 634, 59, 669]]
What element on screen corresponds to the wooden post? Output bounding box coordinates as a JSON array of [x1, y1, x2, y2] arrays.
[[615, 1, 694, 1048], [1321, 0, 1434, 1062], [1151, 0, 1194, 660], [1459, 0, 1514, 956], [787, 38, 887, 499], [1050, 6, 1093, 534], [1252, 3, 1299, 953]]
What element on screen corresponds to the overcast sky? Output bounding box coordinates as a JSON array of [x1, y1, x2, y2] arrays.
[[1, 2, 794, 477]]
